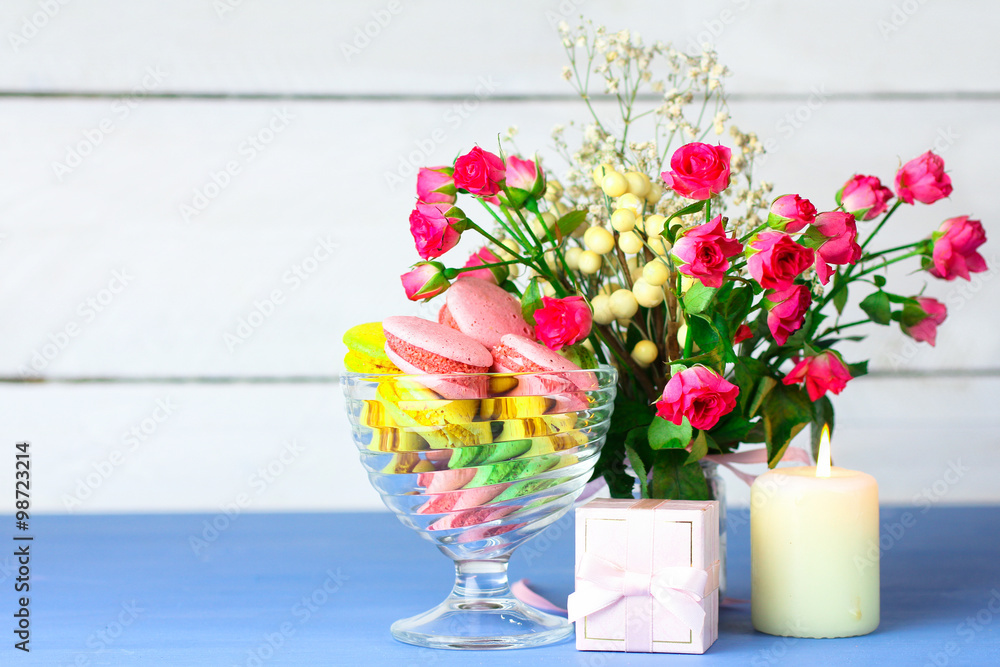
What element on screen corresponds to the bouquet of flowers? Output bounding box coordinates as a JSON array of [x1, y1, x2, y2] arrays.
[[395, 23, 988, 500]]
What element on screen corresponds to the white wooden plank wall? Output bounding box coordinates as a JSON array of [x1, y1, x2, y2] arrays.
[[0, 0, 997, 513]]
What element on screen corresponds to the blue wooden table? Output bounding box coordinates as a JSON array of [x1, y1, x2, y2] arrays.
[[5, 506, 999, 665]]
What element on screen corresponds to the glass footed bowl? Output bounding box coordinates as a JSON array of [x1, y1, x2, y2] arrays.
[[341, 366, 616, 650]]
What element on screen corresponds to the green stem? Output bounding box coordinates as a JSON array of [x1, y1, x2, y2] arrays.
[[854, 250, 922, 279], [738, 221, 769, 244], [817, 319, 868, 339], [465, 219, 521, 260], [474, 201, 528, 253], [862, 241, 921, 261]]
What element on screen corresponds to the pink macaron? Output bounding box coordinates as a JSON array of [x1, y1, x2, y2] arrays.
[[438, 277, 534, 350], [383, 316, 492, 398], [491, 334, 595, 408]]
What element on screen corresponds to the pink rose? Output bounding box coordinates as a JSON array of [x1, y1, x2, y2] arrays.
[[782, 351, 852, 402], [765, 285, 812, 346], [401, 262, 449, 301], [768, 194, 817, 233], [505, 155, 544, 196], [839, 174, 893, 221], [808, 211, 863, 285], [671, 215, 744, 288], [453, 147, 506, 197], [902, 296, 947, 346], [533, 296, 592, 350], [661, 143, 732, 200], [747, 232, 815, 290], [655, 366, 739, 431], [929, 215, 988, 281], [460, 246, 508, 284], [408, 202, 464, 260], [895, 151, 953, 205], [416, 166, 456, 205]]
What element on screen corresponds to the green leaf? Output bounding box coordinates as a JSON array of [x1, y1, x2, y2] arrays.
[[873, 275, 887, 288], [555, 209, 587, 238], [648, 416, 693, 450], [520, 278, 543, 325], [833, 273, 849, 315], [651, 450, 710, 500], [688, 314, 726, 370], [709, 414, 754, 447], [846, 360, 869, 378], [721, 284, 753, 332], [859, 291, 892, 325], [663, 200, 706, 228], [900, 301, 927, 327], [683, 282, 717, 314], [624, 427, 651, 498], [608, 396, 655, 436], [685, 431, 709, 465], [749, 376, 778, 418], [761, 384, 813, 467], [810, 395, 835, 463]]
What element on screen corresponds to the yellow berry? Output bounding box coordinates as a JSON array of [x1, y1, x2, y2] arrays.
[[676, 323, 689, 349], [627, 257, 643, 282], [592, 164, 615, 187], [609, 289, 639, 319], [598, 281, 621, 296], [618, 230, 644, 254], [591, 294, 614, 324], [642, 260, 670, 286], [578, 250, 602, 274], [543, 251, 561, 273], [632, 340, 658, 366], [648, 236, 672, 256], [632, 278, 665, 308], [616, 193, 644, 216], [540, 279, 557, 296], [583, 226, 616, 255], [625, 171, 651, 198], [544, 179, 563, 202], [602, 172, 629, 198], [644, 214, 667, 237], [610, 208, 636, 233], [681, 275, 696, 292], [564, 246, 583, 270], [646, 181, 663, 205]]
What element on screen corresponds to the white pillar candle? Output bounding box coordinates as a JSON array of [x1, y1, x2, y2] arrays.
[[750, 430, 879, 638]]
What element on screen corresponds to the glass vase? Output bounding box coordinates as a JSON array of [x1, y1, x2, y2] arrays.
[[341, 366, 617, 650]]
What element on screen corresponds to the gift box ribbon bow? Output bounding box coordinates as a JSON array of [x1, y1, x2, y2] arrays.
[[567, 552, 719, 631]]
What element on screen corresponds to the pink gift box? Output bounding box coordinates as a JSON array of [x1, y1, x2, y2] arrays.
[[568, 498, 720, 654]]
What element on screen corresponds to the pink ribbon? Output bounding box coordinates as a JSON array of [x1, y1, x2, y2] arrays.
[[511, 579, 566, 614], [567, 552, 717, 652], [704, 445, 812, 486]]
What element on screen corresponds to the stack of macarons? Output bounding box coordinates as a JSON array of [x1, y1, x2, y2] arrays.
[[346, 277, 596, 540]]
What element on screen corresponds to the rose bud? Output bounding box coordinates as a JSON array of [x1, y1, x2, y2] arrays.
[[401, 262, 450, 301], [782, 350, 852, 401], [408, 202, 466, 260], [533, 296, 593, 350], [416, 166, 456, 205], [655, 365, 739, 431], [838, 174, 893, 221], [768, 194, 817, 233], [901, 296, 947, 346], [661, 142, 732, 200], [453, 146, 506, 197], [928, 215, 988, 281], [764, 284, 812, 346], [895, 150, 953, 205]]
